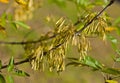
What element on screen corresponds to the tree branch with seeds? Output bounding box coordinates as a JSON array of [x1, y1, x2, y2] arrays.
[[0, 0, 115, 70]]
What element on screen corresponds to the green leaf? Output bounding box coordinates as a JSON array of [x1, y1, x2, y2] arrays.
[[107, 35, 118, 50], [10, 23, 17, 29], [76, 23, 84, 31], [48, 0, 66, 7], [7, 14, 13, 21], [13, 21, 30, 29], [6, 76, 14, 83], [113, 17, 120, 35], [81, 56, 103, 70], [14, 69, 30, 77], [95, 0, 108, 5], [116, 26, 120, 36], [7, 15, 17, 29], [115, 57, 120, 62], [0, 74, 6, 83], [102, 68, 120, 75], [116, 50, 120, 56], [7, 56, 14, 72], [107, 35, 117, 44], [0, 13, 7, 27], [66, 56, 103, 70], [75, 0, 93, 9], [76, 0, 89, 6], [94, 0, 104, 5], [113, 17, 120, 25]]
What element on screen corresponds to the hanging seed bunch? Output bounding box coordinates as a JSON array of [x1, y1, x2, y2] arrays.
[[14, 0, 34, 21], [72, 34, 90, 59], [72, 13, 109, 59], [48, 45, 66, 72], [24, 12, 109, 72], [13, 0, 42, 21], [24, 17, 75, 72], [46, 17, 75, 72], [82, 13, 108, 39], [30, 43, 45, 71], [72, 32, 90, 60], [53, 17, 75, 47], [24, 41, 47, 71]]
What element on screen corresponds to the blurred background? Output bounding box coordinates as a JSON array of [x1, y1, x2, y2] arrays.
[[0, 0, 120, 83]]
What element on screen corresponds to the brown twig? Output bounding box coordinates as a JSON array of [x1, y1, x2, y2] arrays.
[[0, 43, 63, 70], [1, 58, 30, 69], [0, 0, 115, 70], [0, 34, 56, 45]]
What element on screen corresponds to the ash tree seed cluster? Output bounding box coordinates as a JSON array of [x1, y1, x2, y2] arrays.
[[24, 12, 109, 72], [1, 0, 120, 83]]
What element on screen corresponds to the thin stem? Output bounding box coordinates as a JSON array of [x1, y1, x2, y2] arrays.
[[1, 58, 29, 69], [0, 34, 56, 45]]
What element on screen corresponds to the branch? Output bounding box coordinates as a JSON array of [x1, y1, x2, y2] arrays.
[[75, 0, 115, 35], [1, 58, 30, 70], [1, 43, 63, 70], [0, 0, 115, 45], [0, 0, 115, 70], [0, 35, 56, 45]]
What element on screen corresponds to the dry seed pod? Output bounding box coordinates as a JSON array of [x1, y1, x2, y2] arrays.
[[14, 0, 36, 21], [47, 45, 66, 72], [55, 17, 65, 33], [28, 17, 75, 72], [77, 35, 90, 58], [56, 17, 65, 27], [83, 17, 107, 37]]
